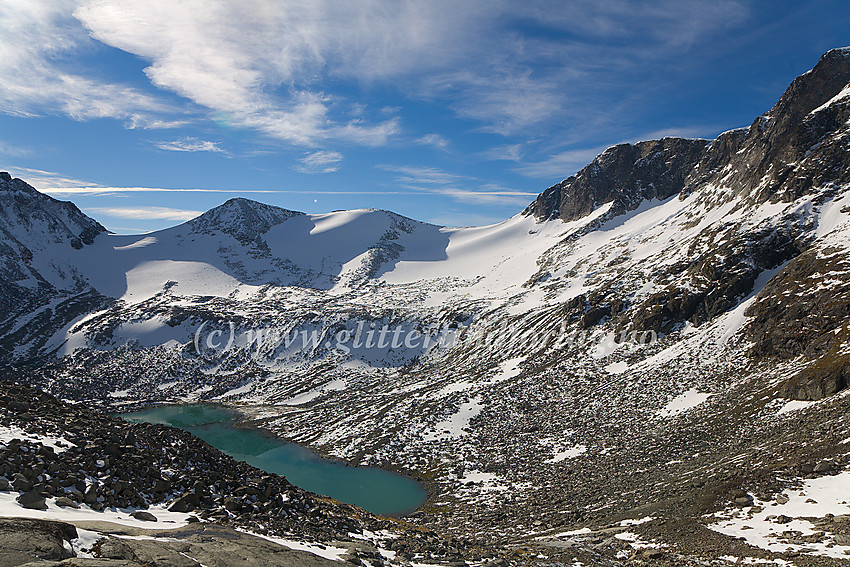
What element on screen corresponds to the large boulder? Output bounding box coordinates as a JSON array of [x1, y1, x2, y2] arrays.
[[0, 518, 76, 566]]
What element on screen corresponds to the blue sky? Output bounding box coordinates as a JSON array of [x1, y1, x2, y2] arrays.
[[0, 0, 848, 232]]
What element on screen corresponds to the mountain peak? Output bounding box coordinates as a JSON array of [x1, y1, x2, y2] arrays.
[[822, 46, 850, 60], [0, 172, 39, 194], [764, 46, 850, 125], [525, 47, 850, 224], [0, 174, 104, 247], [188, 196, 304, 243]]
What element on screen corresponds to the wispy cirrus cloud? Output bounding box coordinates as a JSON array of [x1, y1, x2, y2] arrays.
[[295, 150, 343, 174], [155, 137, 224, 153], [515, 145, 612, 179], [126, 115, 189, 130], [480, 143, 523, 162], [381, 164, 536, 207], [0, 1, 749, 148], [0, 1, 180, 125], [84, 206, 204, 221], [1, 166, 412, 196], [419, 184, 537, 206], [378, 165, 474, 185], [0, 140, 31, 157], [72, 1, 402, 146], [416, 133, 450, 150]]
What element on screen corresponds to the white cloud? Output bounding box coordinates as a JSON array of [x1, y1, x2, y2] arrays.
[[41, 186, 275, 196], [480, 144, 523, 162], [515, 145, 612, 179], [4, 165, 413, 196], [0, 141, 30, 157], [379, 165, 473, 185], [127, 115, 189, 129], [2, 166, 99, 191], [416, 134, 450, 150], [405, 0, 749, 134], [84, 206, 204, 221], [0, 1, 178, 124], [295, 150, 343, 174], [0, 1, 749, 146], [155, 137, 224, 153], [73, 1, 402, 145], [382, 164, 535, 207], [419, 184, 537, 206]]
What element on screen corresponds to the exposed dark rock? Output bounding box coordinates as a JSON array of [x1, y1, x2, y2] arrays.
[[17, 490, 47, 510], [54, 496, 80, 509], [0, 518, 76, 564], [129, 511, 157, 522], [524, 138, 708, 222], [0, 380, 471, 564]]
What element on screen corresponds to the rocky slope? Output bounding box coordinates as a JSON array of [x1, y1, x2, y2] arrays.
[[1, 48, 850, 565], [0, 380, 476, 566]]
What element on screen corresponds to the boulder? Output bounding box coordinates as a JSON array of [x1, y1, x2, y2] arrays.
[[0, 518, 77, 564], [130, 510, 158, 522], [17, 490, 47, 510], [168, 496, 195, 513], [55, 496, 80, 509], [12, 472, 33, 492]]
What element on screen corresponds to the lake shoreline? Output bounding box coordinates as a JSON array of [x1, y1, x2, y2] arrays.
[[120, 402, 432, 518]]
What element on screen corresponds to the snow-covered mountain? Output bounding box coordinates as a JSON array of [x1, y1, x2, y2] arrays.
[[3, 47, 850, 562]]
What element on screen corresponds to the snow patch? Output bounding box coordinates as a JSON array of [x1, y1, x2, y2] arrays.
[[0, 492, 193, 529], [659, 389, 712, 417], [709, 470, 850, 558], [778, 400, 818, 415], [279, 379, 346, 406], [0, 425, 74, 453], [545, 445, 587, 463]]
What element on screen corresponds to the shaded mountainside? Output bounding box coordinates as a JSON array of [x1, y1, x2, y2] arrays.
[[0, 174, 111, 363], [1, 48, 850, 566], [0, 173, 104, 291]]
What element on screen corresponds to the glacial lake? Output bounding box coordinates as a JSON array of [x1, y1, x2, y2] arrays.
[[120, 404, 426, 516]]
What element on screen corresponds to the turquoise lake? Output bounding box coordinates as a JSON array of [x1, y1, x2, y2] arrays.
[[120, 404, 427, 516]]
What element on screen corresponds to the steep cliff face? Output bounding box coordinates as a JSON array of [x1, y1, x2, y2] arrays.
[[519, 49, 850, 403], [526, 48, 850, 226], [524, 137, 709, 222], [696, 47, 850, 206]]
